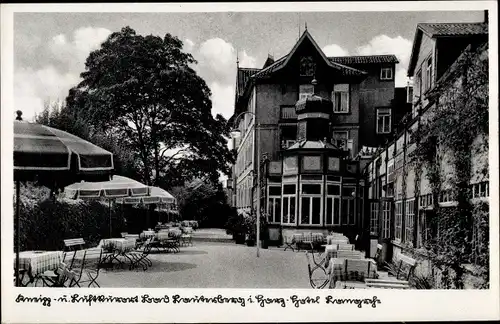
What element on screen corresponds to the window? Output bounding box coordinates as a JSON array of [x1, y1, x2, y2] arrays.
[[299, 84, 314, 100], [406, 86, 413, 104], [376, 108, 392, 134], [394, 201, 403, 241], [341, 186, 356, 225], [405, 199, 415, 244], [380, 67, 393, 80], [300, 183, 322, 225], [282, 184, 296, 225], [332, 84, 349, 113], [439, 190, 453, 203], [268, 186, 281, 224], [325, 183, 341, 226], [332, 131, 349, 148], [419, 194, 433, 209], [415, 70, 422, 102], [381, 201, 391, 238], [472, 181, 489, 198], [370, 202, 379, 235], [425, 56, 433, 91]]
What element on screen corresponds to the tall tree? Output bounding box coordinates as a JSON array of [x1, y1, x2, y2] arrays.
[[66, 26, 234, 187]]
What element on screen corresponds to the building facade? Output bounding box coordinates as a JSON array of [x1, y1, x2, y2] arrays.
[[229, 29, 408, 242], [364, 20, 489, 262]]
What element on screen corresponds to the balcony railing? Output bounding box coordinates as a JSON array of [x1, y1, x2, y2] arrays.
[[280, 106, 297, 120]]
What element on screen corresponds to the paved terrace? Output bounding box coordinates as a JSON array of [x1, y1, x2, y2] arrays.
[[98, 229, 311, 288]]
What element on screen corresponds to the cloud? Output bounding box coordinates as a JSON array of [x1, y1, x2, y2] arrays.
[[238, 50, 258, 68], [15, 27, 112, 119], [199, 38, 236, 71], [194, 38, 256, 118], [209, 82, 235, 119], [355, 35, 412, 87], [49, 27, 112, 72], [322, 44, 350, 57], [183, 38, 195, 52], [14, 66, 80, 120]]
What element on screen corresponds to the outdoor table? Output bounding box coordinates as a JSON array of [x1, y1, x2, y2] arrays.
[[141, 231, 156, 238], [14, 251, 63, 286], [327, 258, 377, 289], [326, 235, 349, 245], [323, 245, 365, 266], [98, 238, 136, 268]]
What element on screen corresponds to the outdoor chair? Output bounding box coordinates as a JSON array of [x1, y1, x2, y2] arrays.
[[63, 238, 86, 251], [305, 251, 330, 289], [382, 253, 417, 281], [62, 250, 87, 287], [180, 227, 193, 247], [283, 235, 295, 252], [39, 262, 77, 287], [81, 248, 104, 287], [128, 238, 154, 270]]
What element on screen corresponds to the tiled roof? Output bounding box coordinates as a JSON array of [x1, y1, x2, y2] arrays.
[[251, 55, 288, 79], [328, 55, 399, 65], [252, 54, 367, 79], [418, 22, 488, 37], [236, 68, 260, 97]]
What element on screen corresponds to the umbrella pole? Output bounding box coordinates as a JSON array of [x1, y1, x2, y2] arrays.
[[15, 180, 20, 287], [109, 199, 112, 238]]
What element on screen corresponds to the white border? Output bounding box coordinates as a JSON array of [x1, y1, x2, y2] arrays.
[[2, 2, 499, 323]]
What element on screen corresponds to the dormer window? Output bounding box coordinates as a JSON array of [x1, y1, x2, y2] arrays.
[[300, 56, 315, 76], [380, 67, 393, 80], [299, 84, 314, 100]]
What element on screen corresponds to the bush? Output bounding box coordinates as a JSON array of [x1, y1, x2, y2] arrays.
[[16, 197, 126, 251]]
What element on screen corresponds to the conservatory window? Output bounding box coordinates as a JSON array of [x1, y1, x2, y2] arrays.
[[300, 183, 322, 225], [282, 184, 296, 225]]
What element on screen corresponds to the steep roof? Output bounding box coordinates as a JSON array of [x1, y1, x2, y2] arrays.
[[418, 22, 488, 37], [252, 30, 367, 79], [329, 55, 399, 65], [407, 22, 488, 76], [236, 68, 260, 97]]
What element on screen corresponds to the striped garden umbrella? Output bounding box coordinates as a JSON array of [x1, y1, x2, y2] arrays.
[[64, 175, 150, 199], [115, 186, 176, 205], [13, 115, 114, 287], [116, 186, 176, 226], [14, 120, 114, 181], [64, 175, 150, 237]]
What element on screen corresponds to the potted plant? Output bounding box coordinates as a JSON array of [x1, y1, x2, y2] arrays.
[[225, 210, 247, 244], [244, 212, 256, 246], [259, 212, 269, 249]]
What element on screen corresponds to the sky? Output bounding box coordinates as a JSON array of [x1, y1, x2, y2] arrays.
[[13, 10, 486, 122]]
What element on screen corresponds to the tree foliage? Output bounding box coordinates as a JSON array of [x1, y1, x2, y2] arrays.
[[65, 26, 234, 187], [171, 180, 233, 228]]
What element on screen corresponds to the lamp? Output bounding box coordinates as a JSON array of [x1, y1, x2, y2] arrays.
[[230, 128, 242, 139]]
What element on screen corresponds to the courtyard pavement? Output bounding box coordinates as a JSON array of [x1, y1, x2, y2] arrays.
[[98, 230, 311, 288]]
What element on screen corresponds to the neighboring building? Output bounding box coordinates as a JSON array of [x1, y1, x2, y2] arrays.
[[228, 29, 406, 241], [364, 20, 489, 261]]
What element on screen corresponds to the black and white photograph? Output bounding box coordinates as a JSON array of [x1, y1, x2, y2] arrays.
[[1, 1, 498, 322]]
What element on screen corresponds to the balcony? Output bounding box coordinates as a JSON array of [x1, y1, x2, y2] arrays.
[[280, 106, 297, 120]]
